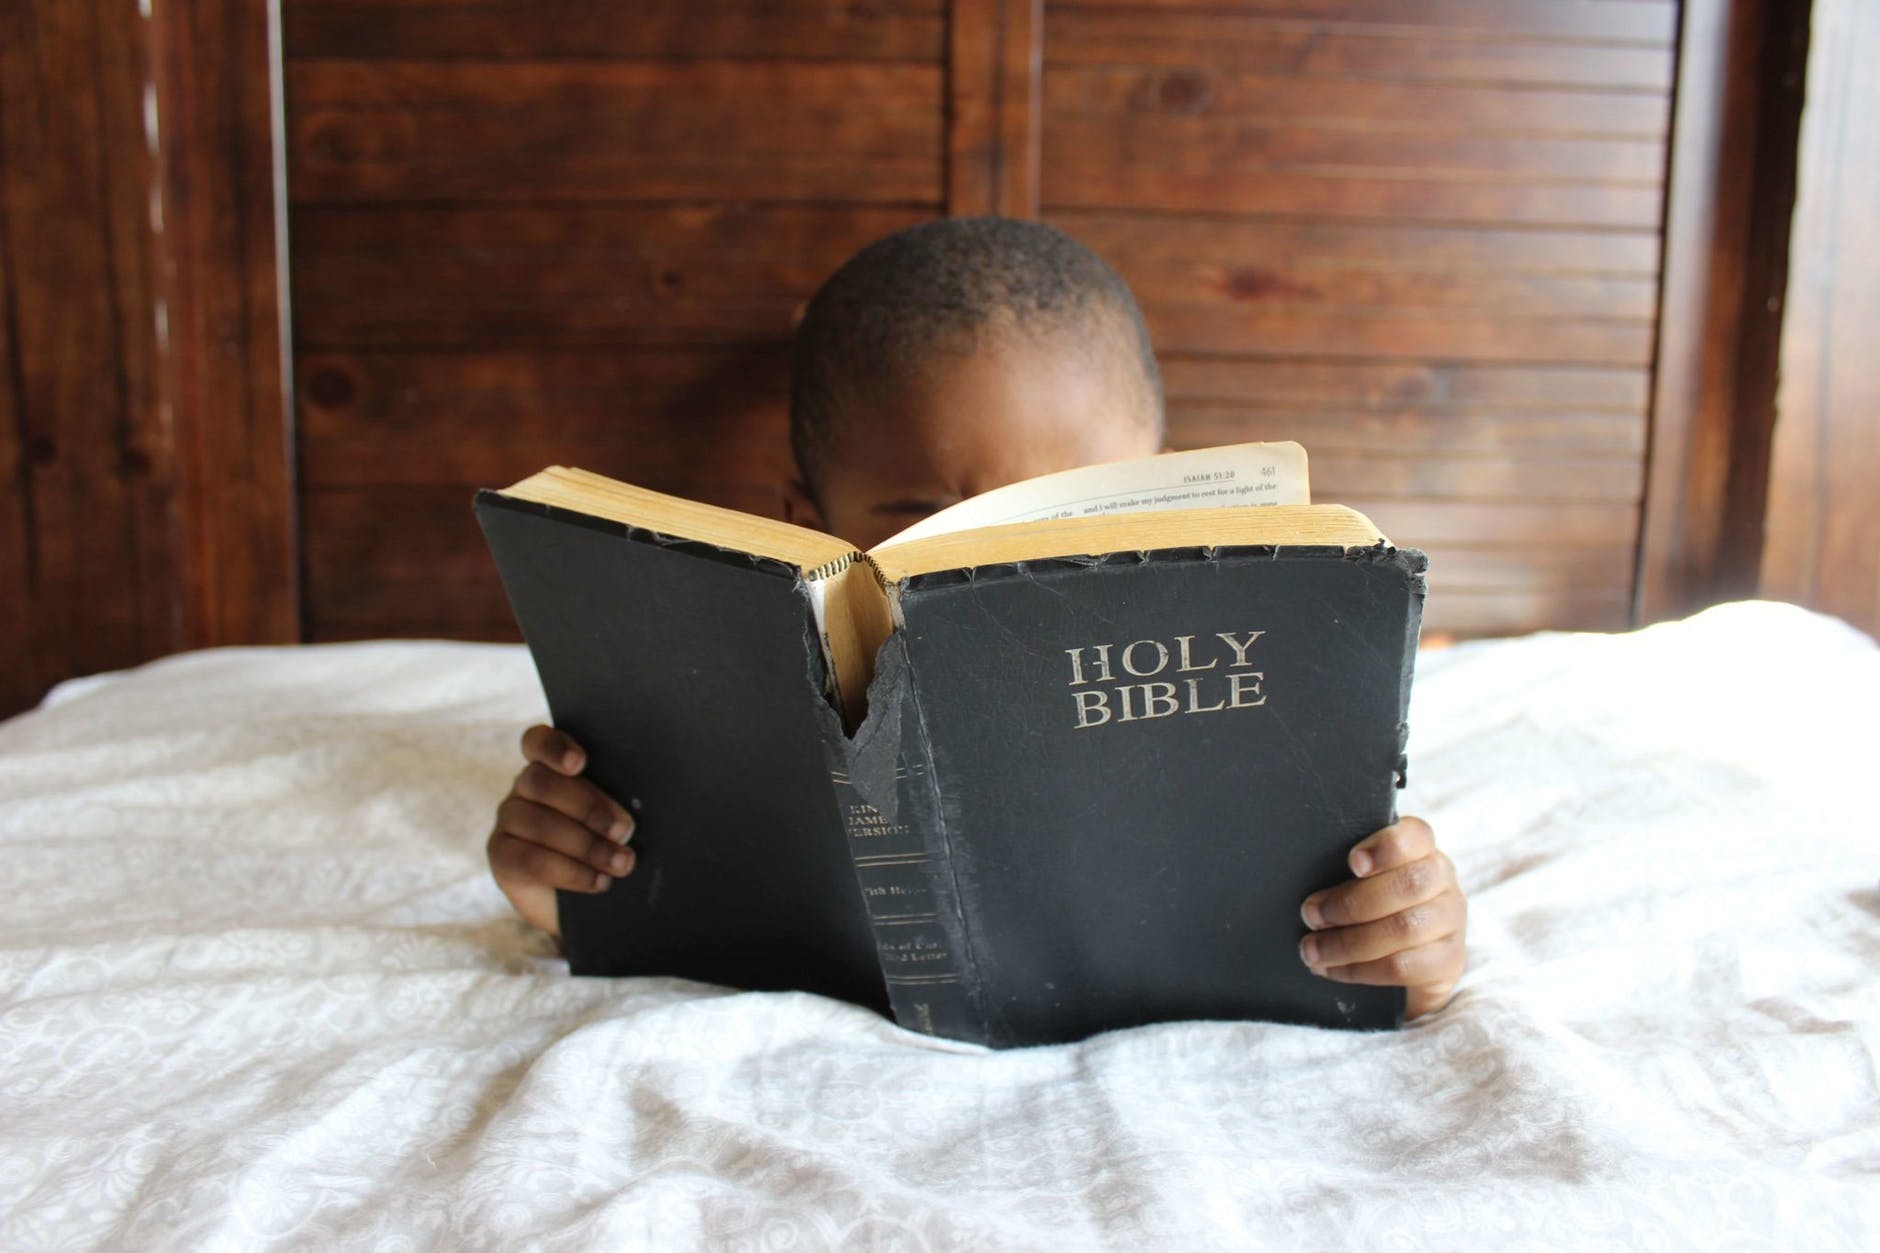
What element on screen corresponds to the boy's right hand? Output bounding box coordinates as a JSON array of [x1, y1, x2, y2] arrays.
[[487, 725, 636, 939]]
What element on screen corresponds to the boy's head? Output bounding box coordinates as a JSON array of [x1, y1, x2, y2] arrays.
[[786, 217, 1164, 548]]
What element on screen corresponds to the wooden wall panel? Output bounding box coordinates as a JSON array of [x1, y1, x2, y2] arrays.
[[284, 0, 947, 61], [150, 0, 301, 650], [281, 0, 945, 641], [1761, 0, 1880, 638], [0, 0, 177, 717], [1041, 0, 1676, 637]]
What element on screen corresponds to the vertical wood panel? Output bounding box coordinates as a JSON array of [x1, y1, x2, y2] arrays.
[[0, 0, 178, 717], [1636, 0, 1807, 623], [150, 0, 300, 647], [947, 0, 1042, 216], [1762, 0, 1880, 638]]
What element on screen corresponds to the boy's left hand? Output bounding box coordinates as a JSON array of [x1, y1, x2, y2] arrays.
[[1298, 816, 1465, 1021]]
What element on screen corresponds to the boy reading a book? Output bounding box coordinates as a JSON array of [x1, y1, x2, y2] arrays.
[[486, 218, 1468, 1021]]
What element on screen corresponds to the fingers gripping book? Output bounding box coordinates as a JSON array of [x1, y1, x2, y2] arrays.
[[475, 443, 1426, 1048]]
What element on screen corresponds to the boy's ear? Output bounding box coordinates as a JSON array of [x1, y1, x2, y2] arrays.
[[779, 478, 829, 533]]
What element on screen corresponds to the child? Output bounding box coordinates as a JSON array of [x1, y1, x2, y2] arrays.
[[486, 218, 1466, 1020]]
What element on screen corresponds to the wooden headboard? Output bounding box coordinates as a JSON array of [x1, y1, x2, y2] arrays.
[[10, 0, 1848, 717]]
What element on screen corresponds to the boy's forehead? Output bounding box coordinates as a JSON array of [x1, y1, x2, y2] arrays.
[[841, 329, 1158, 490]]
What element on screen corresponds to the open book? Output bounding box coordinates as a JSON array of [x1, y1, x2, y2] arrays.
[[475, 443, 1426, 1047]]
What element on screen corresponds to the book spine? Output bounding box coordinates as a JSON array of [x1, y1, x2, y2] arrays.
[[827, 634, 980, 1043]]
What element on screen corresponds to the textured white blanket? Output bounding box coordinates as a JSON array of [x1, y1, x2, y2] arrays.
[[0, 601, 1874, 1249]]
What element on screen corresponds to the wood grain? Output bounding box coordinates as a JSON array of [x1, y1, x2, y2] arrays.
[[284, 0, 946, 62], [298, 348, 795, 489], [946, 0, 1042, 216], [1761, 0, 1880, 637], [1055, 0, 1674, 42], [1636, 0, 1808, 623], [1142, 306, 1653, 366], [1159, 359, 1649, 411], [0, 0, 177, 716], [287, 60, 944, 204], [291, 205, 933, 347], [151, 0, 300, 647], [1045, 9, 1675, 90], [1046, 68, 1669, 139], [1056, 211, 1661, 278]]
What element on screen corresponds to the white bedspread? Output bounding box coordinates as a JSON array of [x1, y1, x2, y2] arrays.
[[0, 601, 1874, 1249]]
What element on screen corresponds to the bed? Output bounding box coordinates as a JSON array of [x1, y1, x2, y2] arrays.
[[1, 600, 1874, 1248]]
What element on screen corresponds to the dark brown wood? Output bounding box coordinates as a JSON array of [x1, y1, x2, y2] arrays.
[[1142, 307, 1654, 367], [0, 0, 178, 717], [1044, 160, 1664, 230], [149, 0, 300, 647], [1044, 108, 1665, 183], [298, 348, 794, 489], [284, 0, 947, 62], [287, 60, 944, 205], [1054, 0, 1677, 44], [1171, 405, 1646, 461], [1048, 66, 1670, 139], [946, 0, 1042, 215], [1058, 211, 1662, 278], [1636, 0, 1809, 623], [1046, 9, 1676, 90], [1160, 359, 1651, 411], [291, 205, 931, 347], [1762, 0, 1880, 637]]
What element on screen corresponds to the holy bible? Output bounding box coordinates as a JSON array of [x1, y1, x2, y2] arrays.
[[474, 443, 1426, 1048]]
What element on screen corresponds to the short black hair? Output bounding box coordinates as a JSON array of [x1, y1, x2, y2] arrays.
[[788, 216, 1164, 497]]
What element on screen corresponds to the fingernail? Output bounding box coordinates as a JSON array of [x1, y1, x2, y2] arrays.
[[562, 750, 584, 772], [592, 871, 608, 890], [1299, 935, 1320, 967], [1350, 849, 1374, 877], [611, 816, 635, 844], [609, 850, 632, 875], [1301, 896, 1325, 930]]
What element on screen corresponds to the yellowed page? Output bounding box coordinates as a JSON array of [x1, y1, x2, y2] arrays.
[[873, 442, 1310, 550]]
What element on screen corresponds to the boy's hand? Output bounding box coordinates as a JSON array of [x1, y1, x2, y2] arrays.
[[487, 725, 636, 939], [1298, 816, 1465, 1020]]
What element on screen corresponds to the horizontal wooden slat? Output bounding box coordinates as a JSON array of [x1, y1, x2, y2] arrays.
[[1419, 587, 1633, 635], [1051, 0, 1677, 45], [1122, 261, 1656, 321], [1160, 359, 1649, 411], [286, 60, 942, 204], [1343, 497, 1639, 545], [298, 349, 795, 488], [1047, 67, 1669, 139], [1058, 211, 1660, 279], [1307, 450, 1641, 502], [1170, 404, 1645, 459], [283, 0, 946, 62], [1045, 10, 1674, 91], [1045, 112, 1662, 185], [292, 205, 932, 347], [300, 485, 1638, 642], [1413, 541, 1637, 592], [1143, 306, 1653, 366], [1043, 163, 1662, 229]]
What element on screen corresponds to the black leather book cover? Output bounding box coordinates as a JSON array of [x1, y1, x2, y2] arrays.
[[474, 492, 888, 1013], [876, 544, 1424, 1047]]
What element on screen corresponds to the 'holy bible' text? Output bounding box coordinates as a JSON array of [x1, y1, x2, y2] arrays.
[[1064, 632, 1267, 729]]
